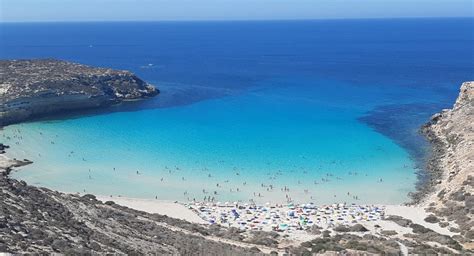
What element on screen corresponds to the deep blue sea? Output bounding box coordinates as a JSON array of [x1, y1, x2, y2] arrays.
[[1, 18, 473, 204]]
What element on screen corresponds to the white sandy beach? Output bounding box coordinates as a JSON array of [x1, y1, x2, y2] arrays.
[[96, 194, 455, 239]]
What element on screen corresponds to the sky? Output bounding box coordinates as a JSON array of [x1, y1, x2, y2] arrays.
[[0, 0, 473, 22]]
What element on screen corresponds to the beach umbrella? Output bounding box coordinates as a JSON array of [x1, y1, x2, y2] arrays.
[[279, 223, 288, 231]]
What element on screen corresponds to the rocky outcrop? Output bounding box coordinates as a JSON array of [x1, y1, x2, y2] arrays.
[[0, 59, 158, 126], [420, 81, 474, 249], [0, 167, 265, 254]]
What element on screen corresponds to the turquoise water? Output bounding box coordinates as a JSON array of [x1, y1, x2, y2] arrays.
[[3, 79, 417, 204], [1, 19, 473, 204]]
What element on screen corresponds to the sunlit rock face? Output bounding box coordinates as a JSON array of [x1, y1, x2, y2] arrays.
[[421, 81, 474, 246]]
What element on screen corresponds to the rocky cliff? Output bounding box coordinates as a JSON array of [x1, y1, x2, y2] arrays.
[[0, 165, 269, 254], [421, 81, 474, 248], [0, 59, 158, 126]]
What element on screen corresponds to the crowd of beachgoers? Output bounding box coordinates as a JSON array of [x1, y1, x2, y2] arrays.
[[185, 202, 384, 233]]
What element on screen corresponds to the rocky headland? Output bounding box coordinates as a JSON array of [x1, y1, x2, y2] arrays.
[[420, 81, 474, 249], [0, 59, 158, 126], [0, 60, 472, 255]]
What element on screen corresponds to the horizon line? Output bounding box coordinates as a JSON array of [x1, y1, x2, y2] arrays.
[[1, 16, 473, 24]]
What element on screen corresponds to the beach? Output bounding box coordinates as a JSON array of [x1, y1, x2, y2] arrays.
[[0, 154, 14, 170], [92, 195, 456, 237], [2, 141, 459, 245], [1, 18, 473, 253], [1, 74, 472, 253]]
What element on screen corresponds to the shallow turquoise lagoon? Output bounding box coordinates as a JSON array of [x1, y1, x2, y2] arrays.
[[3, 79, 418, 204], [1, 19, 472, 204]]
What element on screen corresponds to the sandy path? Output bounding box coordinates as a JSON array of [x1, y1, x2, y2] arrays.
[[96, 196, 206, 224], [0, 154, 15, 170]]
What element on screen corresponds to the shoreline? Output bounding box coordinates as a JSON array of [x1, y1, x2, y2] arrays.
[[94, 195, 207, 224], [93, 193, 452, 235], [0, 139, 462, 234], [0, 149, 445, 230], [1, 81, 472, 253], [0, 109, 439, 208], [0, 87, 463, 207]]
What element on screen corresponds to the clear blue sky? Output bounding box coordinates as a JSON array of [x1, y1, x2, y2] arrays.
[[0, 0, 472, 22]]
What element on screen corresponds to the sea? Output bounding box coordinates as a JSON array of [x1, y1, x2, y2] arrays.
[[1, 18, 473, 204]]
